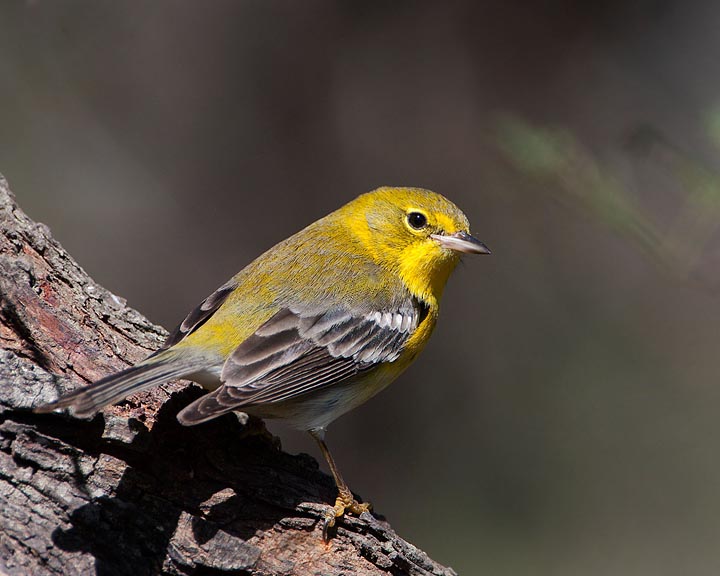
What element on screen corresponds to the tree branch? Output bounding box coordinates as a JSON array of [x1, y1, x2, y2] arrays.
[[0, 174, 456, 576]]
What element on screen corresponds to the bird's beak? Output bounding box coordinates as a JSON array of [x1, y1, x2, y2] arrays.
[[431, 231, 491, 254]]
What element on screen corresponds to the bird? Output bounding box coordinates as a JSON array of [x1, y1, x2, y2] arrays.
[[36, 186, 490, 538]]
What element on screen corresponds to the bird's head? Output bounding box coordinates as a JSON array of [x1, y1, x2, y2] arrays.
[[343, 187, 490, 304]]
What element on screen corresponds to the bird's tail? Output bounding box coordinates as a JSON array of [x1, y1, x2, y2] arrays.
[[34, 351, 206, 418]]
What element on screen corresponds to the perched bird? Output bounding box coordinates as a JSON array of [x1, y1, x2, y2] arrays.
[[36, 186, 490, 537]]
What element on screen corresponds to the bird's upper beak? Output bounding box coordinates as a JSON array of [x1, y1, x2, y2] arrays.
[[431, 231, 491, 255]]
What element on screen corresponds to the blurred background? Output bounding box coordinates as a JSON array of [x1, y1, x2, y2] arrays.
[[2, 1, 720, 574]]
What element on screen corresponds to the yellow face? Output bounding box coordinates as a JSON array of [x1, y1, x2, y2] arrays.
[[346, 187, 489, 305]]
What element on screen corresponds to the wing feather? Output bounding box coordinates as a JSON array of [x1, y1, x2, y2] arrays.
[[177, 301, 425, 425], [161, 279, 237, 349]]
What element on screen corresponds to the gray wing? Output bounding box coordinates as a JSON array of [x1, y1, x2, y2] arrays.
[[176, 302, 427, 425], [160, 279, 238, 350]]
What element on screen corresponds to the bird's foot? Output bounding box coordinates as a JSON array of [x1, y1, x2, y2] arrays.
[[322, 487, 371, 540]]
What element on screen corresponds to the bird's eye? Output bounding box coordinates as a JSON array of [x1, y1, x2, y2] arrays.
[[407, 212, 427, 230]]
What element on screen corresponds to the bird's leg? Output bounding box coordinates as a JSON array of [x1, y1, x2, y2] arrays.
[[309, 429, 371, 539]]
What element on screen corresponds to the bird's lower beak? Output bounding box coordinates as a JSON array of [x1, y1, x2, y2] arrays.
[[431, 231, 491, 254]]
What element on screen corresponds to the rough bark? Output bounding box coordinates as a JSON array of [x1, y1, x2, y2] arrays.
[[0, 174, 457, 576]]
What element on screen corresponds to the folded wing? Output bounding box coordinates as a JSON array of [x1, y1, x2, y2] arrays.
[[177, 303, 423, 425]]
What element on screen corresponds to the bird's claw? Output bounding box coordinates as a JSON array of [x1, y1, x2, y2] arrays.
[[321, 488, 372, 540]]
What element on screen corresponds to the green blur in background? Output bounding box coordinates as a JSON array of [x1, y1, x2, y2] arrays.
[[2, 2, 720, 574]]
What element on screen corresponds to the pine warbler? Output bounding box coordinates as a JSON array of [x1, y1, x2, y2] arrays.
[[37, 186, 490, 537]]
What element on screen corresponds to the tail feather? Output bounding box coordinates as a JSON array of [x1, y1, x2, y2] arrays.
[[35, 354, 204, 418]]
